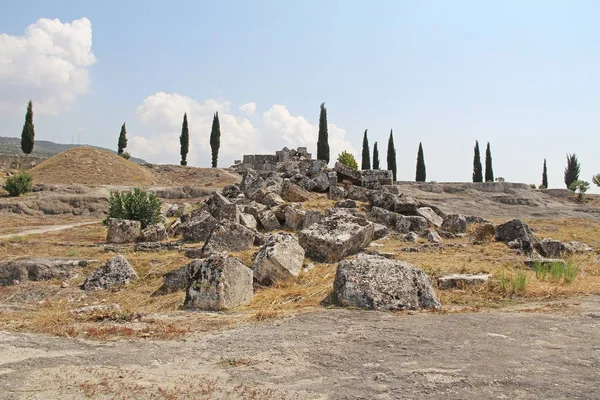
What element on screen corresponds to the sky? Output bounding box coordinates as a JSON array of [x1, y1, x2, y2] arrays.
[[1, 0, 599, 191]]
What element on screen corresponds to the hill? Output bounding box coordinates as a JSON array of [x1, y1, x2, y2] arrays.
[[0, 136, 147, 164], [30, 148, 156, 186]]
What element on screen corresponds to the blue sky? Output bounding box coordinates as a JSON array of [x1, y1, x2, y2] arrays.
[[1, 0, 599, 190]]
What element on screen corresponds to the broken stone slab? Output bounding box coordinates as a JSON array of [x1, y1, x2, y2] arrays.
[[200, 220, 255, 257], [524, 258, 567, 270], [346, 185, 372, 202], [239, 212, 258, 230], [396, 216, 428, 234], [180, 210, 219, 242], [361, 170, 393, 190], [260, 192, 286, 208], [328, 185, 346, 200], [221, 184, 241, 200], [184, 255, 253, 311], [83, 255, 138, 291], [371, 223, 389, 240], [334, 162, 362, 184], [152, 264, 190, 296], [307, 159, 327, 178], [563, 241, 594, 253], [204, 192, 233, 220], [332, 253, 441, 310], [437, 274, 491, 290], [423, 229, 442, 244], [281, 179, 312, 203], [284, 206, 305, 231], [252, 233, 305, 285], [416, 207, 443, 228], [298, 213, 374, 262], [0, 258, 95, 286], [106, 218, 142, 244], [133, 242, 182, 252], [496, 219, 536, 244], [312, 172, 331, 192], [535, 238, 594, 258], [166, 203, 192, 218], [291, 174, 318, 192], [70, 303, 121, 315], [366, 206, 398, 227], [137, 223, 168, 242], [258, 209, 282, 231], [370, 191, 419, 214], [335, 199, 357, 208], [441, 214, 467, 234]]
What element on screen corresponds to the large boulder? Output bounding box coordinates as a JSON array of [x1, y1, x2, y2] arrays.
[[200, 220, 255, 257], [472, 223, 497, 243], [204, 192, 233, 220], [239, 212, 258, 230], [151, 264, 189, 296], [370, 192, 419, 214], [332, 254, 441, 310], [106, 218, 141, 244], [0, 258, 93, 286], [346, 185, 371, 202], [416, 207, 443, 228], [534, 239, 593, 257], [137, 223, 168, 242], [496, 219, 536, 244], [441, 214, 467, 234], [184, 255, 253, 311], [83, 255, 138, 291], [366, 206, 397, 227], [328, 185, 346, 200], [396, 216, 428, 234], [252, 234, 305, 285], [423, 229, 442, 244], [166, 203, 191, 218], [361, 170, 393, 190], [334, 162, 362, 184], [298, 213, 374, 262], [258, 210, 282, 231], [312, 172, 331, 192], [180, 210, 219, 242], [281, 180, 312, 202]]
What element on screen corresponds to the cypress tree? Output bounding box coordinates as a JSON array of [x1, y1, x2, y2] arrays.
[[472, 141, 483, 183], [564, 153, 580, 190], [372, 142, 380, 170], [484, 142, 494, 182], [21, 100, 35, 155], [361, 129, 371, 170], [316, 102, 330, 163], [118, 123, 127, 155], [415, 142, 426, 182], [386, 130, 397, 182], [210, 112, 221, 168], [180, 113, 189, 166], [541, 159, 548, 189]]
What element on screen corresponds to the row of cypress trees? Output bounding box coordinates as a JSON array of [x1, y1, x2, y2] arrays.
[[179, 112, 221, 167]]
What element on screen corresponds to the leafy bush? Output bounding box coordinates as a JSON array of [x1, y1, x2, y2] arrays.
[[337, 151, 358, 170], [3, 171, 33, 197], [529, 184, 537, 189], [569, 180, 589, 202], [119, 151, 131, 160], [592, 173, 600, 187], [495, 177, 505, 182], [108, 187, 162, 228]]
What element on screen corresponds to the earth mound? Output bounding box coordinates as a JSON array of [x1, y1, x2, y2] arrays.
[[30, 148, 156, 186]]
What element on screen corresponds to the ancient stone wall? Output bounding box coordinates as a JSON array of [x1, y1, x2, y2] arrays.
[[234, 147, 312, 172], [0, 155, 46, 170]]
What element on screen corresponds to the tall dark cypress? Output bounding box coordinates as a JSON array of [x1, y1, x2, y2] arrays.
[[118, 123, 127, 155], [564, 153, 580, 190], [180, 113, 189, 166], [372, 142, 380, 170], [21, 100, 35, 155], [361, 129, 371, 170], [415, 142, 426, 182], [316, 102, 330, 163], [210, 112, 221, 168], [484, 142, 494, 182], [386, 130, 397, 182], [541, 159, 548, 189], [472, 141, 483, 183]]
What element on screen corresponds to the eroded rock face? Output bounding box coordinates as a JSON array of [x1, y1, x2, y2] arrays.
[[200, 220, 255, 257], [252, 234, 305, 285], [137, 224, 168, 242], [83, 255, 138, 291], [0, 258, 93, 286], [496, 219, 536, 244], [333, 254, 441, 310], [180, 210, 219, 242], [416, 207, 443, 228], [106, 218, 141, 244], [298, 213, 374, 262], [441, 214, 467, 234], [184, 255, 253, 311]]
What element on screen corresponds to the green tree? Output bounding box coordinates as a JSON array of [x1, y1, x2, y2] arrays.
[[117, 123, 127, 155], [180, 113, 189, 166], [337, 151, 358, 170], [592, 173, 600, 187], [415, 142, 426, 182], [564, 153, 580, 190], [472, 141, 483, 183], [569, 180, 589, 202], [485, 142, 494, 182], [21, 101, 35, 155], [541, 159, 548, 189], [361, 129, 371, 170], [372, 142, 380, 170], [387, 130, 397, 181], [210, 112, 221, 168], [317, 102, 330, 163]]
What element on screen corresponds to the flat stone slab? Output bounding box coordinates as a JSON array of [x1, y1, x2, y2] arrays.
[[437, 274, 491, 290]]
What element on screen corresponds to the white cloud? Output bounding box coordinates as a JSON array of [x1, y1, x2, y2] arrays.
[[0, 17, 96, 115], [132, 93, 356, 167], [239, 102, 256, 116]]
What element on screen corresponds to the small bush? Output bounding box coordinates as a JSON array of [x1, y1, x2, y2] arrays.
[[534, 261, 579, 284], [495, 177, 505, 182], [569, 180, 589, 202], [593, 173, 600, 187], [529, 184, 537, 189], [107, 187, 163, 229], [3, 171, 33, 197], [119, 151, 131, 160], [337, 151, 358, 170]]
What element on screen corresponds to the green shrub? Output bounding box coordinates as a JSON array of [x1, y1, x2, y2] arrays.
[[529, 184, 537, 189], [3, 171, 33, 197], [569, 180, 589, 202], [593, 173, 600, 187], [337, 151, 358, 170], [119, 151, 131, 160], [495, 177, 505, 182], [107, 187, 163, 229]]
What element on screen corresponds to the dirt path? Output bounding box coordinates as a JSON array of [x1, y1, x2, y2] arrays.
[[1, 296, 599, 399], [0, 221, 99, 239]]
